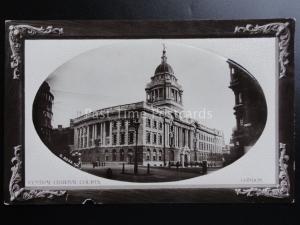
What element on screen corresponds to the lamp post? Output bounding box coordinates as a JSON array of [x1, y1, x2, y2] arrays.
[[132, 117, 141, 175]]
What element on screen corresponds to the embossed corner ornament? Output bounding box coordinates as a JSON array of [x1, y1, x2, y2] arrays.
[[9, 145, 66, 203], [8, 24, 63, 79], [234, 22, 290, 79], [235, 143, 290, 199]]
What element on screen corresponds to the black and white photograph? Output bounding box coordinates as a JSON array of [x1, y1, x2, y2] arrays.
[[4, 20, 295, 204], [31, 40, 268, 183]]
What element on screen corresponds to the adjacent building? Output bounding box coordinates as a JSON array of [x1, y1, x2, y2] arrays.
[[71, 48, 225, 167], [32, 81, 54, 145], [51, 125, 74, 156], [227, 59, 267, 161]]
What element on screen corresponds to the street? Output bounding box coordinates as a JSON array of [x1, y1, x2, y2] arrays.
[[80, 163, 220, 182]]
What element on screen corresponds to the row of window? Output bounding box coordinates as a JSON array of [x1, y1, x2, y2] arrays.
[[199, 133, 217, 143], [198, 142, 222, 152], [112, 120, 126, 129], [112, 131, 135, 145], [146, 118, 163, 130], [146, 132, 163, 145], [146, 149, 163, 161]]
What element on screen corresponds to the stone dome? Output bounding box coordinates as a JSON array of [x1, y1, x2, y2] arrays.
[[154, 62, 174, 75], [154, 45, 174, 75]]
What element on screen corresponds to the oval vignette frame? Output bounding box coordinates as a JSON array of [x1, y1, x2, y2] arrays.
[[4, 20, 295, 204], [31, 42, 268, 183]]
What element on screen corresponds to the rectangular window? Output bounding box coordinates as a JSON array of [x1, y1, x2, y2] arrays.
[[112, 121, 117, 129], [112, 133, 117, 145], [120, 120, 125, 128], [105, 121, 110, 136], [153, 133, 157, 144], [153, 120, 157, 129], [120, 132, 125, 145], [146, 118, 151, 128], [146, 132, 151, 144], [159, 134, 162, 145], [128, 131, 134, 144], [159, 122, 163, 130]]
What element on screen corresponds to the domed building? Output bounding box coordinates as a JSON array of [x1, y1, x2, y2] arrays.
[[145, 47, 184, 112], [71, 47, 225, 168]]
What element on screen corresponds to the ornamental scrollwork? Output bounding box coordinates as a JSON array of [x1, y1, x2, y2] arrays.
[[235, 143, 290, 198], [8, 24, 63, 79], [9, 145, 66, 202], [234, 22, 290, 78]]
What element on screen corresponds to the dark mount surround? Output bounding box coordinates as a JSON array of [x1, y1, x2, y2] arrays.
[[3, 19, 295, 204]]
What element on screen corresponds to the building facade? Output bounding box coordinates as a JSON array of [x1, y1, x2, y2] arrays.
[[32, 81, 54, 145], [71, 48, 225, 167]]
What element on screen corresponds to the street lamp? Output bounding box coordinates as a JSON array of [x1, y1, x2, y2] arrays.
[[131, 117, 141, 175]]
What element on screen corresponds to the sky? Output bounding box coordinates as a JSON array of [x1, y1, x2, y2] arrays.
[[43, 38, 275, 144]]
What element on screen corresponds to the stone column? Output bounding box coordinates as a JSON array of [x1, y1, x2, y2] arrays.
[[125, 120, 128, 145], [91, 124, 95, 147], [166, 123, 169, 147], [94, 124, 97, 142], [77, 128, 80, 149], [189, 130, 193, 150], [117, 120, 120, 145], [74, 128, 78, 149], [175, 126, 178, 148], [101, 122, 104, 146], [185, 129, 188, 148], [109, 121, 112, 146], [178, 127, 180, 147], [103, 122, 106, 146], [80, 127, 83, 148], [87, 125, 90, 147], [83, 126, 86, 148]]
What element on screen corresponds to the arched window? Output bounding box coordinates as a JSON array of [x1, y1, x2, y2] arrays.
[[153, 149, 157, 161], [158, 150, 162, 161], [146, 149, 151, 161], [112, 149, 117, 161], [120, 149, 124, 161]]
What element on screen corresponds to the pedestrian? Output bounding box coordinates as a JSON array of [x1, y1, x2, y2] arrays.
[[176, 161, 180, 171], [202, 161, 207, 174]]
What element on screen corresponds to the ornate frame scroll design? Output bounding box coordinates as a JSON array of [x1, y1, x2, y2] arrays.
[[234, 22, 290, 79], [234, 22, 292, 199], [9, 145, 67, 202], [235, 143, 290, 198], [8, 24, 63, 79], [7, 24, 66, 203]]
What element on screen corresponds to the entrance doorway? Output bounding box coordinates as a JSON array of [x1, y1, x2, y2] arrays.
[[127, 150, 133, 164]]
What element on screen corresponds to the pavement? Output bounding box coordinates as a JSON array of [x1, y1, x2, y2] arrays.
[[80, 164, 221, 182]]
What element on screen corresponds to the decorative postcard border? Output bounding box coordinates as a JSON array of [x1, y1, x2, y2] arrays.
[[5, 20, 294, 204], [234, 22, 292, 199]]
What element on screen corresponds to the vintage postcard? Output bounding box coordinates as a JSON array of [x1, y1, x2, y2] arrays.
[[4, 20, 295, 204]]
